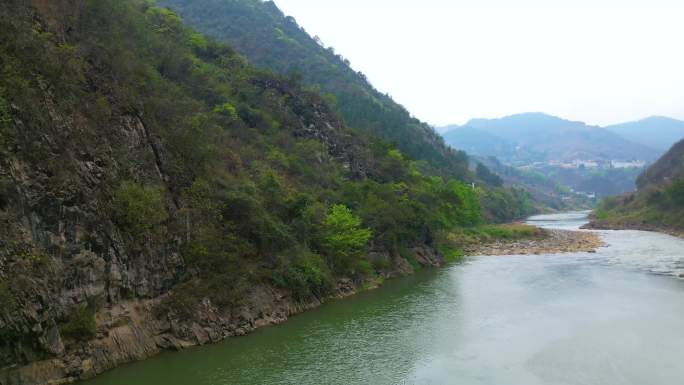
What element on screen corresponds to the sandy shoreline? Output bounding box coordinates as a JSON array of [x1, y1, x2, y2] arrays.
[[463, 229, 605, 256]]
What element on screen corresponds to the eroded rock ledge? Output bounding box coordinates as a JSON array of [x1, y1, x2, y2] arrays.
[[0, 246, 443, 385]]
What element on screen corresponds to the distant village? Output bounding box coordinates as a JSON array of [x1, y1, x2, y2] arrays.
[[520, 159, 646, 171]]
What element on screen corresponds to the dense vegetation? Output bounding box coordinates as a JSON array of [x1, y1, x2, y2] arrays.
[[159, 0, 471, 179], [593, 180, 684, 230], [0, 0, 534, 330], [157, 0, 539, 221]]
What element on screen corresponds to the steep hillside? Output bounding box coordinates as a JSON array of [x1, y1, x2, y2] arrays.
[[606, 116, 684, 151], [588, 139, 684, 233], [158, 0, 470, 179], [636, 139, 684, 189], [0, 1, 510, 383]]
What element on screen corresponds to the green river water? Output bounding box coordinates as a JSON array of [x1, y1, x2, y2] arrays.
[[81, 213, 684, 385]]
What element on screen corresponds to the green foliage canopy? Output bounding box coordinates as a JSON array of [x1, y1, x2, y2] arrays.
[[320, 204, 372, 273]]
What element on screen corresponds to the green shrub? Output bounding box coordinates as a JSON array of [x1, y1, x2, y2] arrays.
[[355, 259, 374, 276], [478, 186, 535, 223], [595, 209, 609, 221], [665, 178, 684, 206], [112, 181, 168, 238], [213, 102, 238, 121], [279, 252, 333, 299], [598, 196, 621, 211], [320, 204, 372, 274], [60, 304, 97, 341], [436, 244, 464, 263]]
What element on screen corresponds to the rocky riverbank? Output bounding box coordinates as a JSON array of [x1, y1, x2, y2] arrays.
[[463, 229, 604, 256], [0, 246, 443, 385], [2, 226, 605, 385]]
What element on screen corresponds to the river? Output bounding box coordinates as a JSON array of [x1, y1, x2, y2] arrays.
[[82, 212, 684, 385]]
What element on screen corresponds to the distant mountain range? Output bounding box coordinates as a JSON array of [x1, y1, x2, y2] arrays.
[[439, 113, 684, 197], [605, 116, 684, 151], [439, 113, 671, 165]]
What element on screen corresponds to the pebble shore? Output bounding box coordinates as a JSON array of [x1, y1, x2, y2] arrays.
[[463, 229, 604, 256]]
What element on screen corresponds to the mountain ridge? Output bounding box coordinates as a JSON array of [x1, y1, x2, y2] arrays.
[[438, 112, 665, 197], [439, 112, 660, 163], [159, 0, 470, 180], [604, 116, 684, 151]]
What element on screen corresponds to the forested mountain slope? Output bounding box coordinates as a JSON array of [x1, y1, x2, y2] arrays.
[[636, 139, 684, 189], [0, 1, 530, 383], [159, 0, 469, 179], [156, 0, 537, 219], [589, 139, 684, 232]]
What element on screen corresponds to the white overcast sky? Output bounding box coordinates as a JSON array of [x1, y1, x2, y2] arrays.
[[273, 0, 684, 127]]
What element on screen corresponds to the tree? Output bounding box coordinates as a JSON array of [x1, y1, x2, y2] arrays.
[[320, 204, 372, 273]]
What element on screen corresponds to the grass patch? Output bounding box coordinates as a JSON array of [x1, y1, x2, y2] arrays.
[[436, 244, 464, 263], [475, 223, 542, 239], [437, 223, 545, 257]]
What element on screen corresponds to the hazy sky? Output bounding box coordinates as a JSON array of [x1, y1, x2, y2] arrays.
[[273, 0, 684, 127]]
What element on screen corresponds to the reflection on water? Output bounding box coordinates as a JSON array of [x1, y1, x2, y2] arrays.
[[82, 212, 684, 385]]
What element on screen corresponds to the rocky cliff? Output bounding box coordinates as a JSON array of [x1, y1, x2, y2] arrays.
[[0, 1, 455, 384]]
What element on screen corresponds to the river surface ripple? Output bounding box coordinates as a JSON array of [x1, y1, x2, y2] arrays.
[[82, 212, 684, 385]]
